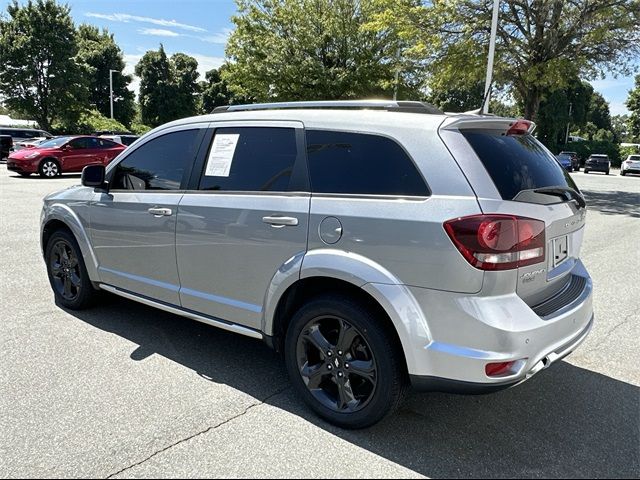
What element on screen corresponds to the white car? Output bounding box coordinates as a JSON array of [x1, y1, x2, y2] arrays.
[[13, 137, 50, 151], [99, 134, 139, 147], [620, 155, 640, 176]]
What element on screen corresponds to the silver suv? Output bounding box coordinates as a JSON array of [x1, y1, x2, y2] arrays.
[[41, 101, 594, 428]]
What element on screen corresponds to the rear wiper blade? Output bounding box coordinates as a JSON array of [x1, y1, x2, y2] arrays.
[[533, 186, 586, 209]]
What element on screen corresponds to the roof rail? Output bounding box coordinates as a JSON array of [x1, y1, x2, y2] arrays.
[[212, 100, 443, 115]]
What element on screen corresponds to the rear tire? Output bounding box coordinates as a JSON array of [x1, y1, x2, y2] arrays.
[[284, 294, 408, 429], [621, 171, 626, 176], [584, 169, 589, 174], [606, 170, 610, 175], [45, 229, 98, 310], [39, 158, 60, 178]]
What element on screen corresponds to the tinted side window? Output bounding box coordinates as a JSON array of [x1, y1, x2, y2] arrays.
[[199, 127, 297, 192], [97, 138, 118, 148], [111, 129, 201, 191], [306, 130, 429, 196], [68, 137, 89, 149], [462, 131, 578, 200]]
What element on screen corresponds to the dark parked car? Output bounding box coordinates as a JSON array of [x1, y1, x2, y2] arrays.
[[559, 151, 580, 171], [584, 154, 610, 175], [1, 135, 12, 160], [7, 135, 125, 178]]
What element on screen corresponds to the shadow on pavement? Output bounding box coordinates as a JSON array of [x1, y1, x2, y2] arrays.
[[582, 189, 640, 218], [67, 295, 640, 478]]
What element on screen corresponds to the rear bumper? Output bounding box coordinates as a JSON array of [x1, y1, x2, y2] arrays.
[[585, 163, 609, 172], [400, 260, 593, 390], [410, 314, 593, 393]]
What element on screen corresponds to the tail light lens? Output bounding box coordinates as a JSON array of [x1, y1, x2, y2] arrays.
[[444, 214, 545, 271]]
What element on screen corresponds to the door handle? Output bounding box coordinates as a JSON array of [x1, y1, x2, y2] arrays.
[[262, 215, 299, 227], [148, 207, 173, 217]]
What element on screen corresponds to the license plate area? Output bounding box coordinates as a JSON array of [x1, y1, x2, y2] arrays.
[[552, 235, 569, 268]]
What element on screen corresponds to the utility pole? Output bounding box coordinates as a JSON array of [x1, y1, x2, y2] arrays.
[[109, 69, 118, 119], [565, 102, 573, 144], [393, 47, 401, 101], [482, 0, 500, 114]]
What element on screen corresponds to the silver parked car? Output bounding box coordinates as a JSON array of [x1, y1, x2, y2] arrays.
[[40, 101, 594, 428]]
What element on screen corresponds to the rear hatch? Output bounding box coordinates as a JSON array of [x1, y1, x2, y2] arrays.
[[440, 117, 587, 307]]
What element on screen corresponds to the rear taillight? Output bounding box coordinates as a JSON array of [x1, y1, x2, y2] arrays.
[[444, 214, 545, 271]]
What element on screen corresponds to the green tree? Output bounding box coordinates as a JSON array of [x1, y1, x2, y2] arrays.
[[135, 46, 200, 127], [427, 82, 484, 112], [612, 114, 631, 143], [0, 0, 87, 130], [371, 0, 640, 121], [627, 75, 640, 142], [171, 52, 200, 118], [76, 24, 135, 127], [201, 65, 240, 113], [586, 92, 612, 132], [224, 0, 400, 101], [536, 80, 593, 151]]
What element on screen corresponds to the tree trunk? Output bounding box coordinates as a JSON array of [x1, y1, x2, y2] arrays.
[[523, 87, 541, 121]]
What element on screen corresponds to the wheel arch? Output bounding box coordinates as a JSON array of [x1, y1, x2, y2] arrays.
[[41, 204, 99, 281]]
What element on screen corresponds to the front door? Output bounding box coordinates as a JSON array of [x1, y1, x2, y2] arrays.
[[61, 137, 94, 172], [176, 122, 309, 330], [89, 126, 208, 305]]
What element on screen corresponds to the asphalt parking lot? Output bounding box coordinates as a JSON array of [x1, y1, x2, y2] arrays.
[[0, 166, 638, 478]]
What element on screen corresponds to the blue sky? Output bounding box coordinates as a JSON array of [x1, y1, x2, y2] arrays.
[[4, 0, 636, 115]]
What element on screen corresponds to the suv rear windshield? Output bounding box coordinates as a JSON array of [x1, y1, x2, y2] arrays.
[[462, 131, 578, 200]]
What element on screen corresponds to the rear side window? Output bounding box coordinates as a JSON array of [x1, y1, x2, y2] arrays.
[[306, 130, 428, 196], [111, 129, 201, 191], [199, 127, 297, 192], [462, 131, 578, 200]]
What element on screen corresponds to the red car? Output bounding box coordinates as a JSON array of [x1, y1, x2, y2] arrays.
[[7, 135, 125, 178]]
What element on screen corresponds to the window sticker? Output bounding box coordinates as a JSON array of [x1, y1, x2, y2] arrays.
[[205, 133, 240, 177]]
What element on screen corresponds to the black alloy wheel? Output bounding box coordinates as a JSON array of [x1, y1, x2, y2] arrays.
[[296, 315, 377, 413], [285, 295, 407, 429], [49, 239, 82, 302], [45, 229, 98, 310]]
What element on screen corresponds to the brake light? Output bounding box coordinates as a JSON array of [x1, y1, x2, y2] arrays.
[[444, 214, 545, 271], [506, 119, 532, 135]]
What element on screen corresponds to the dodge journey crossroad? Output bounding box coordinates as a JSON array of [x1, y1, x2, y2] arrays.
[[41, 100, 594, 428]]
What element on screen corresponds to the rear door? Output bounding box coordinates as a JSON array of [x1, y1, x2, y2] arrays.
[[176, 121, 309, 330], [440, 118, 587, 305]]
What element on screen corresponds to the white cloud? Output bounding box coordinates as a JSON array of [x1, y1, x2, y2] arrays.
[[85, 13, 206, 33], [138, 28, 182, 37], [201, 28, 233, 44], [609, 101, 630, 116]]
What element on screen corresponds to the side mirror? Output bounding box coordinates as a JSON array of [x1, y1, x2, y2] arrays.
[[82, 164, 107, 190]]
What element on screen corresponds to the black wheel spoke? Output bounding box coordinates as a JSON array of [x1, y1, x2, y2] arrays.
[[68, 256, 78, 268], [337, 378, 357, 411], [70, 272, 82, 288], [348, 359, 376, 384], [300, 362, 326, 390], [337, 320, 359, 353], [51, 263, 63, 277], [63, 277, 72, 297], [303, 325, 333, 355]]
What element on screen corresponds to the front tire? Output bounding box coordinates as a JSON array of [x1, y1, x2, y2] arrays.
[[584, 169, 589, 174], [45, 229, 98, 310], [621, 170, 626, 176], [284, 295, 407, 429], [39, 158, 60, 178], [19, 172, 31, 177]]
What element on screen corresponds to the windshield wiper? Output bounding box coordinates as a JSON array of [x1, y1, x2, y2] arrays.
[[532, 186, 586, 209]]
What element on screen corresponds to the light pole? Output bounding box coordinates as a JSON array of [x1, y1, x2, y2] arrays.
[[109, 69, 118, 119], [482, 0, 500, 114], [565, 102, 573, 145]]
